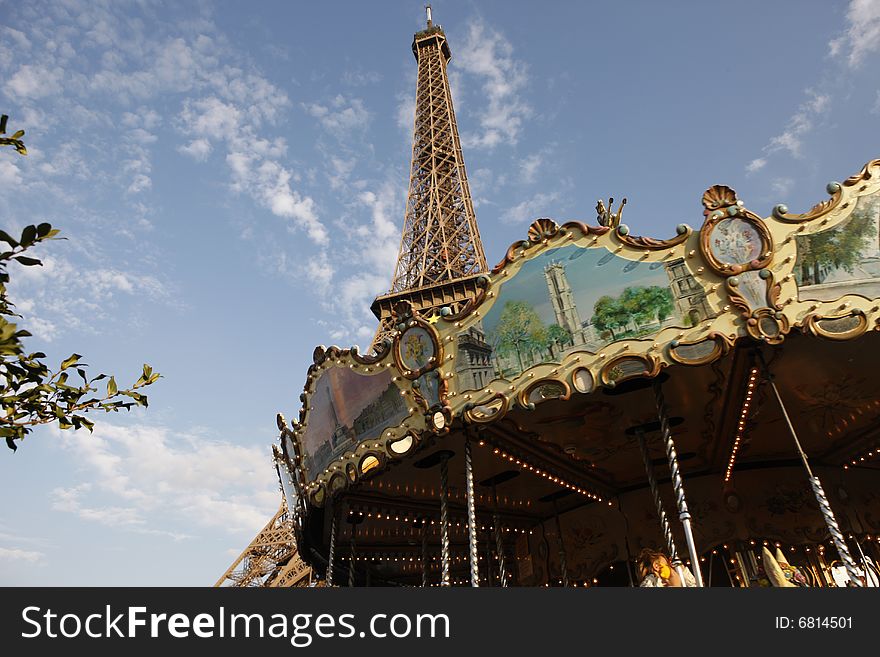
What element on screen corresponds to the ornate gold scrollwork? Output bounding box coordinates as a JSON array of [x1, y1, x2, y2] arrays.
[[463, 393, 509, 424], [700, 185, 773, 276], [600, 354, 660, 386], [393, 316, 443, 380], [804, 310, 868, 341], [570, 367, 595, 394], [773, 159, 880, 223], [668, 333, 733, 366], [744, 308, 790, 344], [517, 378, 571, 409]]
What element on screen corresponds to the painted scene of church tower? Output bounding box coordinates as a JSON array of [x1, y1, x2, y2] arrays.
[[478, 245, 716, 381]]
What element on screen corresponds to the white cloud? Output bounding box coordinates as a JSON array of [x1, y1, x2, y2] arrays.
[[519, 153, 543, 183], [746, 89, 831, 169], [6, 252, 172, 339], [0, 547, 45, 563], [829, 0, 880, 67], [455, 21, 531, 149], [771, 177, 795, 196], [304, 94, 370, 135], [745, 158, 767, 174], [6, 64, 63, 99], [178, 138, 213, 161], [52, 422, 279, 537], [501, 191, 561, 226], [0, 158, 23, 187], [178, 94, 328, 245], [342, 69, 382, 86], [396, 92, 415, 132]]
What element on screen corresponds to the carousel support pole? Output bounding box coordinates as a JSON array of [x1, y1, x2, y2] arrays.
[[492, 483, 509, 587], [635, 428, 681, 565], [761, 357, 863, 587], [421, 519, 429, 588], [439, 453, 452, 587], [485, 531, 495, 587], [348, 519, 357, 588], [552, 500, 570, 587], [326, 510, 337, 587], [653, 380, 705, 587], [464, 435, 480, 587]]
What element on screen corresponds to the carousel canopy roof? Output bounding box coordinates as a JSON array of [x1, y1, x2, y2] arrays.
[[276, 158, 880, 514]]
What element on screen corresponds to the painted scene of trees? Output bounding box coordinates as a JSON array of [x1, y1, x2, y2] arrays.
[[480, 245, 703, 379], [795, 190, 880, 299]]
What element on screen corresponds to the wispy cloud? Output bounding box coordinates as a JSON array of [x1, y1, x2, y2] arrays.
[[501, 191, 561, 226], [52, 422, 279, 538], [304, 94, 370, 136], [519, 152, 543, 184], [455, 20, 531, 149], [0, 547, 46, 563], [745, 89, 830, 172], [829, 0, 880, 67]]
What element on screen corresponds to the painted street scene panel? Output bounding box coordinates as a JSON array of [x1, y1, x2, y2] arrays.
[[796, 190, 880, 301], [474, 245, 715, 382], [300, 368, 407, 480]]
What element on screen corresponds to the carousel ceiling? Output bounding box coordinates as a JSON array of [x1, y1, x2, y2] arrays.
[[275, 157, 880, 513]]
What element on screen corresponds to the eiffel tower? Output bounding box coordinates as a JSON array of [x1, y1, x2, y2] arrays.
[[371, 5, 488, 346], [218, 7, 488, 587]]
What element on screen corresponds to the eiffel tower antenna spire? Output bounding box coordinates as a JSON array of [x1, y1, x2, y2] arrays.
[[370, 9, 487, 346]]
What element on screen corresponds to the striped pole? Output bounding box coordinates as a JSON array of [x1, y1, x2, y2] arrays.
[[464, 436, 480, 587], [762, 363, 863, 587], [653, 379, 704, 587], [439, 453, 451, 586]]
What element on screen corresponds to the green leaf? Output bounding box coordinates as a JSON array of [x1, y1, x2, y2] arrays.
[[10, 130, 25, 140], [36, 223, 52, 237], [107, 376, 117, 396], [20, 225, 36, 247], [142, 364, 152, 380], [0, 230, 19, 247], [5, 437, 16, 452], [60, 353, 82, 370], [14, 256, 42, 267]]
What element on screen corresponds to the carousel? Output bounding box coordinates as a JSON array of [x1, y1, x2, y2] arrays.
[[273, 157, 880, 588]]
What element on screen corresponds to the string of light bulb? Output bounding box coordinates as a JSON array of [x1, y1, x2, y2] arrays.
[[724, 367, 759, 482], [476, 439, 606, 503]]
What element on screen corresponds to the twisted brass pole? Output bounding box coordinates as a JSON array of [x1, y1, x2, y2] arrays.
[[653, 380, 704, 587], [348, 520, 357, 588], [552, 499, 570, 587], [635, 427, 686, 586], [326, 511, 337, 587], [492, 483, 509, 587], [421, 519, 429, 588], [439, 454, 451, 586], [464, 436, 480, 586], [761, 359, 863, 587]]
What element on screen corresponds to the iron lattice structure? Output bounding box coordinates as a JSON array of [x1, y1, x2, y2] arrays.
[[214, 502, 312, 588], [371, 18, 487, 346], [219, 12, 490, 586]]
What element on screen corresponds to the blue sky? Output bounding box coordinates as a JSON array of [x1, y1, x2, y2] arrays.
[[0, 0, 878, 585]]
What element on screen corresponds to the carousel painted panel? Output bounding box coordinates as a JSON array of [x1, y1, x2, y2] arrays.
[[477, 244, 715, 380], [299, 367, 408, 482], [794, 189, 880, 302]]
